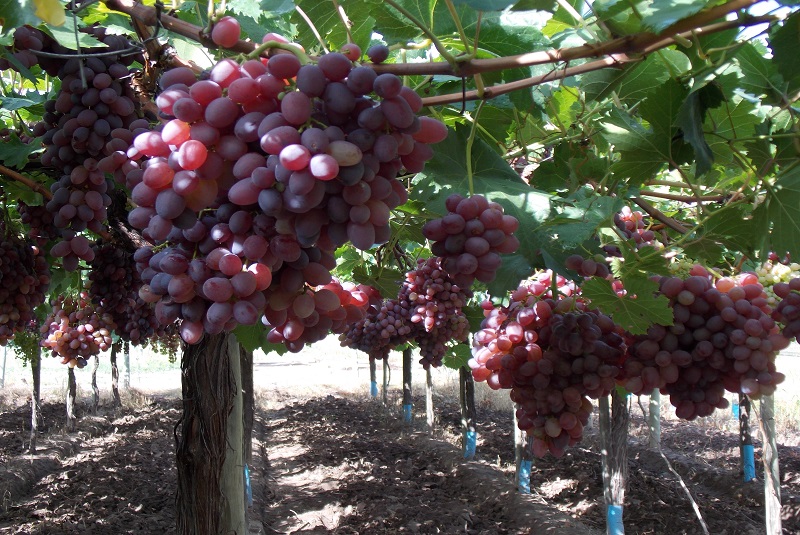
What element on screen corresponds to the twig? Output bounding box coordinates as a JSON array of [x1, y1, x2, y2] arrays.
[[295, 5, 329, 53], [0, 164, 53, 200], [639, 190, 734, 203], [330, 0, 353, 45], [657, 445, 711, 535], [632, 197, 690, 234]]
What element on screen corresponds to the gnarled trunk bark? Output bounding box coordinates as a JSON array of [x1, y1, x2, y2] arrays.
[[175, 332, 245, 535]]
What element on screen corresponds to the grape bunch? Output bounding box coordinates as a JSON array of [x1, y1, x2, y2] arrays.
[[565, 254, 612, 278], [398, 257, 471, 367], [40, 294, 114, 367], [88, 242, 162, 345], [17, 201, 59, 247], [624, 270, 788, 419], [470, 274, 626, 457], [339, 297, 414, 360], [755, 257, 800, 306], [116, 47, 448, 346], [770, 278, 800, 339], [0, 221, 51, 344], [614, 206, 660, 249], [422, 194, 519, 287]]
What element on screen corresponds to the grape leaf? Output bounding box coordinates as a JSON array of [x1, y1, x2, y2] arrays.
[[33, 0, 65, 26], [675, 83, 724, 176], [639, 0, 709, 33], [754, 165, 800, 259], [42, 14, 108, 49], [0, 95, 46, 112], [234, 324, 267, 352], [292, 0, 380, 50], [0, 0, 45, 34], [770, 11, 800, 96], [442, 342, 471, 370], [452, 0, 517, 9], [601, 79, 686, 184], [0, 133, 40, 168], [581, 276, 673, 335], [609, 245, 671, 281]]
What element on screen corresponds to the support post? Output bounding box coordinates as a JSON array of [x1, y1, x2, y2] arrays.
[[514, 405, 532, 493], [30, 345, 41, 453], [110, 341, 121, 407], [761, 395, 782, 535], [382, 358, 389, 405], [425, 367, 434, 428], [600, 389, 629, 535], [1, 345, 6, 388], [739, 393, 756, 482], [369, 358, 378, 398], [459, 366, 477, 460], [402, 348, 412, 423], [123, 341, 131, 390], [66, 367, 77, 432], [648, 389, 661, 449], [91, 355, 100, 414]]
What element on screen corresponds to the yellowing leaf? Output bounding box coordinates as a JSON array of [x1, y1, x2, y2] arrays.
[[34, 0, 65, 26]]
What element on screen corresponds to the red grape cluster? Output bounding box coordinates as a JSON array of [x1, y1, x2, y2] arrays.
[[17, 201, 59, 247], [0, 221, 51, 344], [614, 206, 659, 248], [565, 254, 612, 278], [398, 257, 471, 367], [117, 48, 447, 346], [470, 273, 626, 457], [770, 279, 800, 339], [41, 294, 114, 367], [88, 242, 162, 345], [624, 270, 788, 419], [422, 194, 519, 287], [339, 297, 414, 360]]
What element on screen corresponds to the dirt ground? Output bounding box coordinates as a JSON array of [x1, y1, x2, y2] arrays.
[[0, 380, 798, 535]]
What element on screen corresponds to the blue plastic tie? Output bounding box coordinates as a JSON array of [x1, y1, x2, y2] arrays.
[[403, 403, 412, 422], [732, 402, 740, 419], [464, 430, 477, 459], [743, 444, 756, 482], [607, 504, 624, 535], [370, 381, 378, 397], [244, 463, 253, 506], [518, 460, 532, 494]]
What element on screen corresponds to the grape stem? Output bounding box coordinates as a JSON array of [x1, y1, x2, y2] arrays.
[[329, 0, 354, 45], [639, 190, 738, 203], [443, 0, 472, 58], [247, 41, 311, 64], [0, 164, 54, 201], [383, 0, 459, 68], [632, 197, 689, 235], [295, 5, 330, 53]]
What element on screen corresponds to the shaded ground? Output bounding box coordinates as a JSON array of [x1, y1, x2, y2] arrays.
[[0, 390, 798, 534]]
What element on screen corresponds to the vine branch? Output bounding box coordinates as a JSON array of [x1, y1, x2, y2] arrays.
[[632, 197, 690, 235], [0, 164, 53, 201]]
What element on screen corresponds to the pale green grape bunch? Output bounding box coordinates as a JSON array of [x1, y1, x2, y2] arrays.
[[755, 260, 800, 306]]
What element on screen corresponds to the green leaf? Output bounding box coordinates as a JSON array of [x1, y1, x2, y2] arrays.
[[639, 0, 710, 34], [292, 0, 380, 50], [442, 342, 471, 370], [705, 95, 759, 167], [734, 42, 783, 103], [0, 0, 46, 34], [610, 245, 671, 280], [539, 195, 623, 248], [754, 165, 800, 258], [0, 95, 46, 112], [581, 276, 673, 335], [694, 206, 755, 255], [452, 0, 516, 10], [675, 86, 720, 176], [0, 133, 40, 168], [233, 324, 267, 352], [770, 11, 800, 96], [602, 80, 687, 184], [42, 14, 108, 49], [260, 0, 295, 13]]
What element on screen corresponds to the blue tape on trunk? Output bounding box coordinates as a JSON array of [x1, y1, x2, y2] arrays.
[[607, 504, 624, 535], [370, 381, 378, 397], [244, 463, 253, 506], [464, 430, 477, 458], [743, 443, 756, 482], [733, 402, 740, 419], [403, 403, 412, 422], [518, 460, 532, 494]]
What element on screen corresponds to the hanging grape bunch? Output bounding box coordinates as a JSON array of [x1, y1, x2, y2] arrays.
[[422, 194, 520, 287], [110, 42, 448, 347], [470, 271, 625, 458], [41, 294, 114, 367], [623, 268, 788, 420], [0, 219, 51, 344]]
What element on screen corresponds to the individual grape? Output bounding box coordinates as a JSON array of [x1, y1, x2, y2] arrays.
[[367, 44, 390, 64], [211, 16, 241, 48]]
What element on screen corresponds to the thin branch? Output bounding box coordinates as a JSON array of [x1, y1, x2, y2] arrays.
[[632, 197, 690, 234], [639, 190, 736, 203], [330, 0, 353, 45], [295, 5, 329, 53], [0, 164, 53, 201]]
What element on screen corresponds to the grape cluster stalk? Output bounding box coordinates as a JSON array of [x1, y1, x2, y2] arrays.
[[109, 45, 448, 348]]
